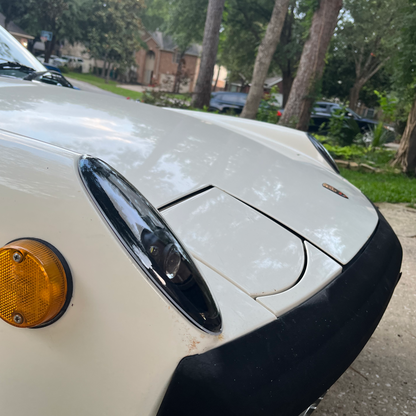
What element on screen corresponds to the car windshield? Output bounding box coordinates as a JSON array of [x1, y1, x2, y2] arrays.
[[0, 26, 46, 77]]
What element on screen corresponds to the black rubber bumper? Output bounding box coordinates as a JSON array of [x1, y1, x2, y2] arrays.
[[157, 210, 402, 416]]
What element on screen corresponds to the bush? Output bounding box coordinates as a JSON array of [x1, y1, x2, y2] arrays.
[[140, 90, 191, 109], [60, 65, 69, 74], [322, 143, 396, 168], [325, 107, 362, 146], [256, 86, 281, 124]]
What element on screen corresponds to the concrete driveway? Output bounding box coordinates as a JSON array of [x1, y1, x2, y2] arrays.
[[315, 203, 416, 416]]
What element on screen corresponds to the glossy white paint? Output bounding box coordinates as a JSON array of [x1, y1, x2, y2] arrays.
[[195, 261, 276, 340], [162, 188, 305, 297], [0, 77, 378, 264], [0, 130, 280, 416], [257, 242, 342, 317], [167, 108, 333, 171]]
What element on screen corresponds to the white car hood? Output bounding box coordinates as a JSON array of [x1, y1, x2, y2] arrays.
[[0, 79, 378, 264]]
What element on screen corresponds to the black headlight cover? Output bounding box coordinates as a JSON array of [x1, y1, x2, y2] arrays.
[[307, 134, 340, 174], [79, 156, 222, 334]]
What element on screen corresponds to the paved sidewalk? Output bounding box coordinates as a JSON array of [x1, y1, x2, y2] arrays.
[[315, 203, 416, 416]]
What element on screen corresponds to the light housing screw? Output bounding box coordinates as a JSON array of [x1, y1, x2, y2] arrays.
[[12, 252, 23, 263]]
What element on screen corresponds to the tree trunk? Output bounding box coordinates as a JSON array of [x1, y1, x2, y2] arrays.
[[348, 80, 363, 111], [281, 68, 294, 108], [393, 99, 416, 174], [213, 65, 221, 92], [105, 62, 112, 83], [241, 0, 290, 119], [102, 53, 108, 79], [191, 0, 226, 109], [279, 0, 343, 131], [173, 51, 186, 94], [45, 35, 56, 64]]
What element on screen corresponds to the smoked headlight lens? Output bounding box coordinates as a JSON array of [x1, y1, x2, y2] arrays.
[[79, 156, 221, 334]]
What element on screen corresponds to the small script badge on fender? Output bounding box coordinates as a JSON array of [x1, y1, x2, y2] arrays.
[[322, 183, 349, 199]]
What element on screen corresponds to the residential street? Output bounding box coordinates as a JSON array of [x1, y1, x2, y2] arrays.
[[66, 77, 122, 98], [315, 203, 416, 416]]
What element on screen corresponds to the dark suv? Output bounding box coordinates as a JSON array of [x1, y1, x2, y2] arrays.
[[209, 92, 248, 113], [307, 101, 378, 133]]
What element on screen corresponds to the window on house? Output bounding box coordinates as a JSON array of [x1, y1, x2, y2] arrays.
[[172, 50, 181, 64]]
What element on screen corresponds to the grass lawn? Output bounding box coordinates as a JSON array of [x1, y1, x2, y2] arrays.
[[66, 72, 143, 100], [341, 168, 416, 205]]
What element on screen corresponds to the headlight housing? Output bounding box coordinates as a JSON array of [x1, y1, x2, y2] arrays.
[[79, 156, 221, 334], [307, 134, 340, 174]]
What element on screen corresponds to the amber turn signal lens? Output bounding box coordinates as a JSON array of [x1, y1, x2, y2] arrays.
[[0, 239, 68, 328]]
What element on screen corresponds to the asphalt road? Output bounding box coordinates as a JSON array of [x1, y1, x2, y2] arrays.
[[315, 203, 416, 416], [66, 77, 121, 98]]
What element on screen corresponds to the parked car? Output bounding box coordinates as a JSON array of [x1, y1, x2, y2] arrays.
[[0, 26, 74, 89], [210, 91, 280, 115], [209, 91, 248, 113], [309, 101, 380, 133], [0, 76, 402, 416], [279, 101, 381, 133]]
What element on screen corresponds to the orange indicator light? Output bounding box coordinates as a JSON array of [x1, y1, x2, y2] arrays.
[[0, 239, 68, 328]]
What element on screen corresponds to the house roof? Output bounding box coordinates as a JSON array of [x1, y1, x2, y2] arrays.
[[0, 13, 34, 40], [264, 76, 283, 89], [147, 31, 202, 57]]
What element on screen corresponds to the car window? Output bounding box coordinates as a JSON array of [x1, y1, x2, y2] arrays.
[[237, 94, 248, 104], [313, 105, 330, 113], [0, 26, 45, 72]]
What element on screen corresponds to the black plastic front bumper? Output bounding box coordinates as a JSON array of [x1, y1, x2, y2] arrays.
[[157, 210, 402, 416]]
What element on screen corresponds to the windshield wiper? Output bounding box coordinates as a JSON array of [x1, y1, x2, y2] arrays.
[[0, 61, 35, 73], [24, 70, 50, 81]]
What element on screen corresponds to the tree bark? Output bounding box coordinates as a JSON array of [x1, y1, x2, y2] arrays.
[[213, 65, 221, 92], [45, 35, 56, 64], [191, 0, 226, 109], [241, 0, 290, 119], [105, 62, 112, 83], [348, 59, 389, 111], [173, 51, 186, 93], [102, 53, 108, 79], [348, 79, 364, 111], [277, 2, 296, 108], [393, 98, 416, 174], [281, 68, 294, 108], [279, 0, 343, 131]]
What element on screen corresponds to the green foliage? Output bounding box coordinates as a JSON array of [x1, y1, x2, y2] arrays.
[[323, 143, 368, 160], [143, 0, 207, 51], [325, 107, 362, 146], [323, 142, 395, 167], [0, 0, 30, 29], [140, 89, 191, 108], [17, 0, 85, 44], [322, 0, 402, 107], [220, 0, 308, 86], [256, 86, 280, 123], [340, 168, 416, 204], [83, 0, 144, 75]]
